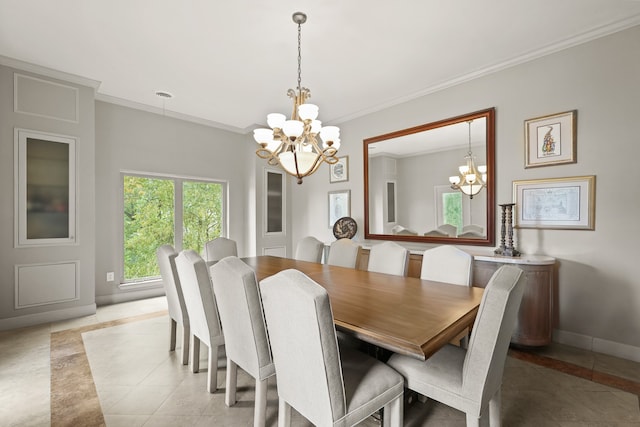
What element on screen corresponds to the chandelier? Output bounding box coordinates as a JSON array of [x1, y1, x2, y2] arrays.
[[449, 120, 487, 199], [253, 12, 340, 184]]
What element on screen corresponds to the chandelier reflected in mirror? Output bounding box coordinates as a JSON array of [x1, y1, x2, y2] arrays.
[[253, 12, 341, 184], [449, 120, 487, 199]]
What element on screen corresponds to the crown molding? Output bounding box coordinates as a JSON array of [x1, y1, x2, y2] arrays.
[[0, 55, 101, 90]]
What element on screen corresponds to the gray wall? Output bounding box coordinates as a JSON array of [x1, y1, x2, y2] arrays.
[[291, 25, 640, 360], [0, 64, 96, 328], [94, 101, 254, 304]]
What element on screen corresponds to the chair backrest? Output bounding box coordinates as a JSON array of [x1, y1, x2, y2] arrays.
[[175, 250, 222, 346], [463, 224, 484, 234], [327, 238, 361, 269], [156, 244, 188, 326], [260, 269, 346, 426], [204, 237, 238, 262], [368, 241, 409, 276], [437, 223, 457, 237], [462, 265, 525, 408], [295, 236, 324, 263], [421, 245, 473, 286], [209, 256, 272, 378]]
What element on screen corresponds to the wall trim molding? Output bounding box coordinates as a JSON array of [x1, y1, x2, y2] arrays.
[[0, 54, 100, 90], [95, 287, 165, 306], [553, 328, 640, 363], [0, 303, 96, 332]]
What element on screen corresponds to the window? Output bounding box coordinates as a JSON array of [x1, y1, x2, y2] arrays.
[[123, 174, 226, 283], [442, 192, 463, 234]]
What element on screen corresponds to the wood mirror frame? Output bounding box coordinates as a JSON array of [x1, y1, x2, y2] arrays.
[[363, 108, 495, 246]]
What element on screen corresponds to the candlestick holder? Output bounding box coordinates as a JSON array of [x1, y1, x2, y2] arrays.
[[495, 203, 520, 257]]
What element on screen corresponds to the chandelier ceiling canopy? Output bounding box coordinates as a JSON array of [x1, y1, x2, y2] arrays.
[[253, 12, 340, 184]]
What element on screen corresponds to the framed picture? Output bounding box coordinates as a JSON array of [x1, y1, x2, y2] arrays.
[[329, 156, 349, 183], [328, 190, 351, 228], [525, 110, 577, 168], [513, 175, 595, 230]]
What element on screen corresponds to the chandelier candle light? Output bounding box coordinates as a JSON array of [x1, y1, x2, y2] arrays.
[[253, 12, 341, 184], [449, 120, 487, 199]]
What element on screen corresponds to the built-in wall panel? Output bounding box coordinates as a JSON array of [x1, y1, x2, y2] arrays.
[[0, 60, 98, 330], [15, 261, 79, 308], [14, 73, 79, 123]]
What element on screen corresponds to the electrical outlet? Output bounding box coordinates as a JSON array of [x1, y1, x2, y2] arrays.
[[106, 272, 115, 282]]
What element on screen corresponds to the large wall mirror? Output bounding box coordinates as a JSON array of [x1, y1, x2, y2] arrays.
[[364, 108, 495, 246]]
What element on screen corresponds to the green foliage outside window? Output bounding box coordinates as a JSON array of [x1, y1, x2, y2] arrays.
[[182, 181, 223, 254], [443, 192, 463, 234], [123, 176, 224, 282]]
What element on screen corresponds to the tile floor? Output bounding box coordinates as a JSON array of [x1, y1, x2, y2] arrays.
[[1, 296, 639, 426]]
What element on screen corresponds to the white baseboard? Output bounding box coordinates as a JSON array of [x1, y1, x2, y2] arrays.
[[0, 303, 96, 331], [553, 329, 640, 363], [95, 287, 165, 306]]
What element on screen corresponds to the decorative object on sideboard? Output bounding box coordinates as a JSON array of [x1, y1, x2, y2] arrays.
[[513, 176, 595, 230], [253, 12, 341, 184], [449, 119, 487, 199], [495, 203, 520, 257], [524, 110, 577, 168], [333, 217, 357, 240]]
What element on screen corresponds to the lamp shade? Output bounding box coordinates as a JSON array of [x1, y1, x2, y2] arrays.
[[267, 113, 286, 129], [320, 126, 340, 143], [253, 128, 274, 144], [279, 151, 317, 176], [298, 104, 319, 121], [282, 120, 304, 138]]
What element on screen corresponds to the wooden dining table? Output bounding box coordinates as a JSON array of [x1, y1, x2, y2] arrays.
[[242, 256, 484, 361]]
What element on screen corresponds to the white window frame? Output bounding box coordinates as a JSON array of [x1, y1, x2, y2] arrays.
[[119, 171, 228, 286]]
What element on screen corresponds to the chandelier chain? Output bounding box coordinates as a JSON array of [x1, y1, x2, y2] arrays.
[[297, 22, 302, 91]]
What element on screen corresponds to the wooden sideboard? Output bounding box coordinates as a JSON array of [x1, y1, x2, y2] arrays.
[[358, 248, 556, 347]]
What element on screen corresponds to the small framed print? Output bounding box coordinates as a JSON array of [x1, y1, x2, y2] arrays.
[[329, 156, 349, 183], [328, 190, 351, 228], [513, 175, 595, 230], [525, 110, 577, 168]]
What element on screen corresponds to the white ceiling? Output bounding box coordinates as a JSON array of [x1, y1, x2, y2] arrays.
[[1, 1, 639, 133]]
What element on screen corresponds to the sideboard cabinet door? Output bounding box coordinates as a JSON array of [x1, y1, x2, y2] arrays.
[[474, 260, 554, 346]]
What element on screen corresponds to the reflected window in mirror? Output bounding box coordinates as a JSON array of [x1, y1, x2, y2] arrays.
[[363, 108, 495, 246]]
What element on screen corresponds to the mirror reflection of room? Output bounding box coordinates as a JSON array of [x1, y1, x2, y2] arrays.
[[367, 114, 488, 239]]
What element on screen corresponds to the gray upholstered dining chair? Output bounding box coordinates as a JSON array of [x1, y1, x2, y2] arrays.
[[421, 245, 473, 286], [388, 265, 526, 427], [156, 244, 190, 365], [463, 224, 484, 234], [260, 269, 404, 427], [326, 238, 362, 269], [367, 241, 409, 276], [175, 249, 224, 393], [294, 236, 324, 263], [209, 256, 275, 427], [422, 245, 474, 347], [203, 237, 238, 262]]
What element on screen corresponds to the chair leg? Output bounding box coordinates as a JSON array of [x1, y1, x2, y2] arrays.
[[181, 325, 190, 365], [169, 318, 177, 351], [489, 389, 502, 427], [225, 358, 237, 407], [207, 345, 219, 393], [254, 377, 268, 427], [278, 399, 291, 427], [191, 335, 200, 373], [382, 394, 403, 427]]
